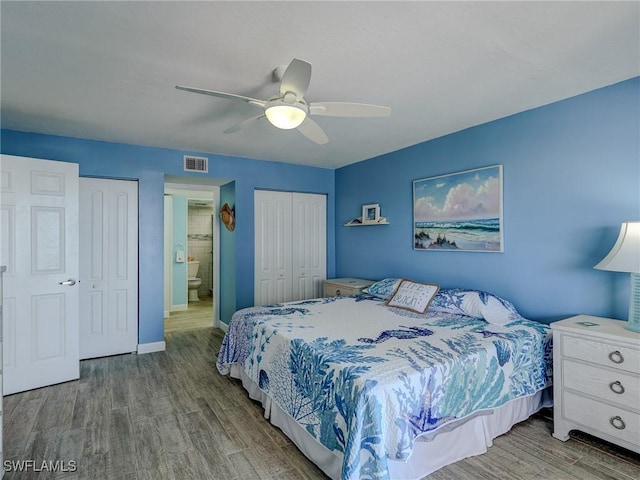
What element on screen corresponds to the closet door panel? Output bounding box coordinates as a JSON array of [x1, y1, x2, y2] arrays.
[[79, 178, 138, 359], [292, 193, 326, 301], [254, 190, 292, 305]]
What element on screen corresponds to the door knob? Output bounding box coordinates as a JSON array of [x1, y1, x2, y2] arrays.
[[59, 279, 77, 286]]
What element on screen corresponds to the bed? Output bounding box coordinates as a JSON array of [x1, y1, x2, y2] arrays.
[[217, 279, 553, 479]]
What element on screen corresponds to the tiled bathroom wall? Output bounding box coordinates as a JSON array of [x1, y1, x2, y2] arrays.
[[187, 205, 214, 297]]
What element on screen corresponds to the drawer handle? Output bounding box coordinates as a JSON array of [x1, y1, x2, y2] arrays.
[[609, 380, 625, 395], [609, 416, 626, 430], [608, 350, 624, 364]]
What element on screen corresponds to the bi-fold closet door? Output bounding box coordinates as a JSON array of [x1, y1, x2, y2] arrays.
[[254, 190, 326, 306], [79, 177, 138, 359]]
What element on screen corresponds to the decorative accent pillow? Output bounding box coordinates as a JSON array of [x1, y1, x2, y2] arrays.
[[363, 278, 402, 300], [386, 280, 440, 314], [430, 288, 522, 325]]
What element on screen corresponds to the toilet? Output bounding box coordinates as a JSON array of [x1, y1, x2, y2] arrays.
[[187, 260, 202, 302]]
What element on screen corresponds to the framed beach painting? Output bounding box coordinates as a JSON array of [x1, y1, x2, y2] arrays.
[[413, 165, 503, 252]]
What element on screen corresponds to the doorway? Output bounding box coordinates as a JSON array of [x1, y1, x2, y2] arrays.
[[163, 177, 225, 335]]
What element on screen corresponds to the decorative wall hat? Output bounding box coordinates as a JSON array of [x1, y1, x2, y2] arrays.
[[220, 203, 235, 232]]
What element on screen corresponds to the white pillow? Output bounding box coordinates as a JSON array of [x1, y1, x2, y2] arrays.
[[386, 280, 440, 314], [430, 288, 522, 325], [477, 294, 520, 325]]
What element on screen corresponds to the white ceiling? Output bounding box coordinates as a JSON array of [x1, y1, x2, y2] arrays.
[[1, 2, 638, 169]]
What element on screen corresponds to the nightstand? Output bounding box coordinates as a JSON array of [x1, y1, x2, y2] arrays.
[[551, 315, 640, 453], [323, 278, 374, 297]]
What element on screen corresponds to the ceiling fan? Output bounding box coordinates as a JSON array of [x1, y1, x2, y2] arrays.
[[175, 58, 391, 145]]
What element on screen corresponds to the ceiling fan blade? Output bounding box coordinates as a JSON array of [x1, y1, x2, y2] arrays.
[[280, 59, 312, 99], [223, 114, 264, 134], [297, 117, 329, 145], [175, 85, 265, 108], [309, 102, 391, 118]]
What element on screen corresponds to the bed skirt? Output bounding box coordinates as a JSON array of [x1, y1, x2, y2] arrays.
[[228, 364, 551, 479]]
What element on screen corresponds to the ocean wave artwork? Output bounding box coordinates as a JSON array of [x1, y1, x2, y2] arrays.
[[413, 165, 503, 252]]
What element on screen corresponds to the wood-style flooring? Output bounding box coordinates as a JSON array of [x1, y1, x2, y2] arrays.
[[3, 325, 639, 479], [164, 297, 214, 334]]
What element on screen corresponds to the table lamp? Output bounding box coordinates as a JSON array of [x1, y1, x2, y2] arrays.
[[594, 221, 640, 332]]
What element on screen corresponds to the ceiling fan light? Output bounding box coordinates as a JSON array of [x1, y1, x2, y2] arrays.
[[265, 105, 306, 129]]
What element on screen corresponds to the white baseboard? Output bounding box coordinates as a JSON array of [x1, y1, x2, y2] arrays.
[[164, 310, 170, 318], [217, 320, 228, 332], [171, 304, 188, 312], [137, 341, 166, 354]]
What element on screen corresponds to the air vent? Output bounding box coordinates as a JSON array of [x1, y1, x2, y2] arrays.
[[184, 155, 208, 173]]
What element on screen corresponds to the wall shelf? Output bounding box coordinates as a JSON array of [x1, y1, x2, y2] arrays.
[[344, 217, 389, 226]]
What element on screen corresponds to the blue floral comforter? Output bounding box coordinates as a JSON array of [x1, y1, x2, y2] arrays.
[[217, 295, 552, 480]]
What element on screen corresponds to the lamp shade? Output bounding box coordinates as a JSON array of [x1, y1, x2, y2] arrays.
[[265, 105, 307, 130], [594, 222, 640, 273]]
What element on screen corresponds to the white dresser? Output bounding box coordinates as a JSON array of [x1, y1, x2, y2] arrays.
[[323, 278, 374, 297], [551, 315, 640, 453]]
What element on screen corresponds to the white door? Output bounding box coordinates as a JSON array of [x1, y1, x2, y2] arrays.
[[292, 193, 327, 301], [0, 154, 80, 395], [254, 190, 292, 305], [0, 266, 6, 474], [254, 190, 326, 305], [79, 177, 138, 359]]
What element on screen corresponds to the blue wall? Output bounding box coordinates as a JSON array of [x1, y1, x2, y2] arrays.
[[171, 195, 188, 306], [0, 131, 336, 342], [219, 182, 236, 324], [336, 77, 640, 323]]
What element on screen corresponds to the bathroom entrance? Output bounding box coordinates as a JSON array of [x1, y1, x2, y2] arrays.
[[163, 178, 225, 334], [186, 198, 214, 304]]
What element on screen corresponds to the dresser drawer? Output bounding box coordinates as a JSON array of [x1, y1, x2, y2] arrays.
[[323, 278, 374, 298], [562, 390, 640, 447], [562, 359, 640, 408], [324, 284, 361, 297], [562, 334, 640, 375]]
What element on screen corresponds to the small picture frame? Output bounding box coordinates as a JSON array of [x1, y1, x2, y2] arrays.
[[362, 204, 380, 224]]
